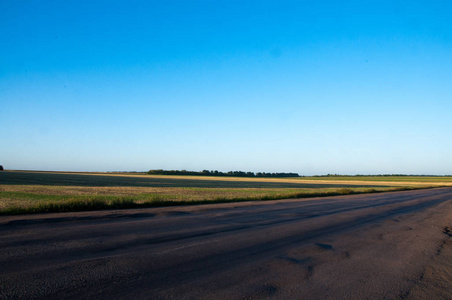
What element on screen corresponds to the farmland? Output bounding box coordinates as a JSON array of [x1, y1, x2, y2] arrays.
[[1, 170, 451, 215]]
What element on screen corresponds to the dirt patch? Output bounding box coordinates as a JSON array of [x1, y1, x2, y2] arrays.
[[405, 226, 452, 299]]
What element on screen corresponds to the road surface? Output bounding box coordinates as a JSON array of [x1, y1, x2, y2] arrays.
[[1, 188, 452, 299]]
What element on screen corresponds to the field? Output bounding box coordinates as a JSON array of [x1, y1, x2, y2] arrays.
[[295, 176, 452, 184], [1, 170, 452, 215]]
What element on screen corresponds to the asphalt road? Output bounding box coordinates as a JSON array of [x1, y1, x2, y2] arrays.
[[1, 188, 452, 299]]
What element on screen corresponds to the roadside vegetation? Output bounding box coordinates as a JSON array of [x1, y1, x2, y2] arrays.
[[1, 171, 450, 215]]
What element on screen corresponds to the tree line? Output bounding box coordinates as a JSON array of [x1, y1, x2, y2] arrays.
[[311, 174, 450, 177], [147, 169, 299, 178]]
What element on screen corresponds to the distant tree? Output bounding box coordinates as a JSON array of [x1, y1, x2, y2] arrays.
[[146, 169, 299, 178], [0, 165, 3, 171]]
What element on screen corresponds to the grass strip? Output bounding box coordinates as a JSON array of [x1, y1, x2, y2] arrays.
[[0, 186, 434, 215]]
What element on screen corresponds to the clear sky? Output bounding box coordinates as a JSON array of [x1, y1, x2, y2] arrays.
[[1, 1, 451, 175]]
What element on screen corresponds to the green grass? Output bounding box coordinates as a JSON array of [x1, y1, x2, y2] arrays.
[[0, 171, 447, 215], [0, 186, 427, 215]]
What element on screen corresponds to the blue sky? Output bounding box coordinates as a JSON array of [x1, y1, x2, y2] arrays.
[[1, 1, 451, 175]]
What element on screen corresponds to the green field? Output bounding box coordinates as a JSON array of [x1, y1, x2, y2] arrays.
[[1, 171, 450, 215]]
